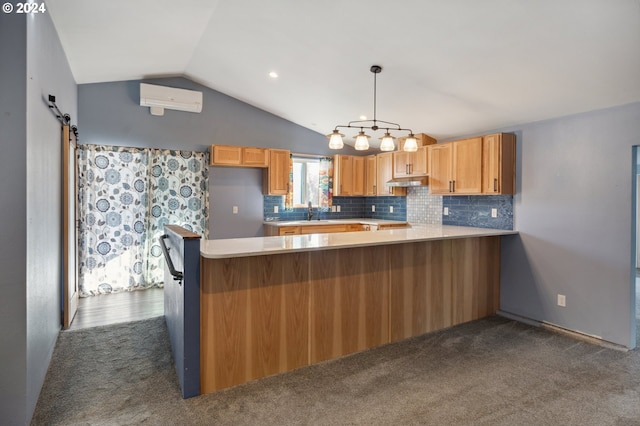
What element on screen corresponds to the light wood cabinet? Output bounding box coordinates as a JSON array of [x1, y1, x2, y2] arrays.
[[429, 137, 483, 195], [376, 152, 406, 196], [334, 155, 365, 196], [264, 222, 372, 236], [210, 145, 269, 167], [482, 133, 516, 195], [365, 155, 377, 196], [393, 133, 436, 178], [262, 149, 290, 195], [393, 146, 429, 178]]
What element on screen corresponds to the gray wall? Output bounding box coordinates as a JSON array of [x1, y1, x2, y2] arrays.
[[25, 9, 78, 422], [499, 102, 640, 348], [78, 77, 358, 237], [0, 10, 78, 424], [0, 12, 28, 425]]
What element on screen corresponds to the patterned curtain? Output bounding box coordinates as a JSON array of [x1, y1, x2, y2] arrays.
[[77, 145, 208, 296], [318, 156, 333, 210], [284, 153, 294, 210]]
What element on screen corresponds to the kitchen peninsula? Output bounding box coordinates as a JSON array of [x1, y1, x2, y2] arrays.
[[163, 224, 517, 397]]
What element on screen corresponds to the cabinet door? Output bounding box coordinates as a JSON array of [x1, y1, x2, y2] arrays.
[[393, 151, 410, 177], [452, 137, 482, 194], [334, 155, 352, 196], [263, 149, 290, 195], [242, 147, 269, 167], [376, 153, 405, 196], [482, 133, 515, 194], [211, 145, 242, 166], [429, 144, 452, 194], [365, 155, 377, 196], [351, 156, 365, 196], [412, 146, 429, 176]]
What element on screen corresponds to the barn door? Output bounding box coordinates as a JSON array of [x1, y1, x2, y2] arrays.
[[63, 124, 79, 328]]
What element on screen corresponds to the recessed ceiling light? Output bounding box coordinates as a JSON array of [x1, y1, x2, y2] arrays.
[[269, 71, 278, 79], [359, 115, 367, 120]]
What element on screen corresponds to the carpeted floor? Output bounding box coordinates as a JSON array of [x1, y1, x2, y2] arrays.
[[32, 315, 640, 425]]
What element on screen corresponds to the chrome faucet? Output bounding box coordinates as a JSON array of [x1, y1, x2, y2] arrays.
[[307, 201, 313, 221]]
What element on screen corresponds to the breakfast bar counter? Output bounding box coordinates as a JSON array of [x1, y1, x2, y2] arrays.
[[193, 224, 517, 394], [201, 224, 516, 258]]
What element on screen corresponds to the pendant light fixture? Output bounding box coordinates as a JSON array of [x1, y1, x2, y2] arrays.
[[327, 65, 418, 152]]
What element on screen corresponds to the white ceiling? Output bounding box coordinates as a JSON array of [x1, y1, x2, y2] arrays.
[[47, 0, 640, 147]]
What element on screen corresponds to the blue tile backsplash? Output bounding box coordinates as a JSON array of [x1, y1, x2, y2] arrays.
[[442, 195, 513, 230], [263, 196, 407, 222], [265, 192, 513, 230]]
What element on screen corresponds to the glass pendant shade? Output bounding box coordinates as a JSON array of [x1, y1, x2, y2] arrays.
[[403, 134, 418, 152], [354, 131, 370, 151], [379, 133, 395, 151], [328, 130, 344, 149]]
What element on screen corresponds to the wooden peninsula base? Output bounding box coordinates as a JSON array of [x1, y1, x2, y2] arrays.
[[200, 236, 500, 394]]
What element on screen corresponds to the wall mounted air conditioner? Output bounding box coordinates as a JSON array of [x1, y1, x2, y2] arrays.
[[140, 83, 203, 116]]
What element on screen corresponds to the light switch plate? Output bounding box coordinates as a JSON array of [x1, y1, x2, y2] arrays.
[[331, 205, 336, 212], [232, 206, 238, 214], [390, 206, 394, 213], [336, 205, 341, 212], [444, 207, 449, 216], [274, 206, 279, 213], [557, 294, 566, 307], [372, 205, 375, 212], [491, 208, 498, 218]]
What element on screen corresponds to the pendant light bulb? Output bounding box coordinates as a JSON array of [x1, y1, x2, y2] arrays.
[[403, 134, 418, 152], [328, 130, 344, 149], [354, 131, 370, 151], [379, 132, 395, 151]]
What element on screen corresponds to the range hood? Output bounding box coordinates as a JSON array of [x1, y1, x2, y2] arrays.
[[386, 177, 429, 187]]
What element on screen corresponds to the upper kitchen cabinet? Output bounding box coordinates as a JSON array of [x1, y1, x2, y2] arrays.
[[262, 149, 290, 195], [482, 133, 516, 195], [376, 153, 406, 196], [393, 133, 436, 178], [365, 155, 377, 196], [210, 145, 269, 167], [334, 155, 365, 196], [429, 137, 483, 195]]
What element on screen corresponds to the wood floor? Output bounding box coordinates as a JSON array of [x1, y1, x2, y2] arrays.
[[67, 288, 164, 331]]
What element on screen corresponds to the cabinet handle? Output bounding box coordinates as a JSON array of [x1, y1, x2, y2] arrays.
[[452, 180, 455, 192], [493, 178, 498, 192], [373, 184, 376, 195], [448, 181, 452, 192], [405, 164, 409, 174]]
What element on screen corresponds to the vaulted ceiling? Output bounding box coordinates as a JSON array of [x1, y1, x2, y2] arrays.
[[47, 0, 640, 146]]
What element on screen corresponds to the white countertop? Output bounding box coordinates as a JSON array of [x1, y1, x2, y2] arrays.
[[201, 224, 517, 259], [263, 218, 408, 227]]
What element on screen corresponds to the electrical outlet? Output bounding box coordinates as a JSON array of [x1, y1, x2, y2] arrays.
[[557, 294, 566, 307], [444, 207, 449, 216], [390, 206, 394, 213], [336, 205, 341, 212], [491, 208, 498, 218], [274, 206, 279, 213], [372, 205, 376, 212], [232, 206, 238, 214]]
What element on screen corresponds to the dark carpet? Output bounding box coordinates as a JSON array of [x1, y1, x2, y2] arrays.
[[32, 315, 640, 425]]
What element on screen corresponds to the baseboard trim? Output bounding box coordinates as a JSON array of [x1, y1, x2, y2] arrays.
[[496, 310, 629, 352]]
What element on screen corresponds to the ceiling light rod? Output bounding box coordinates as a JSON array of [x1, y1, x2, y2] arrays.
[[328, 65, 418, 152]]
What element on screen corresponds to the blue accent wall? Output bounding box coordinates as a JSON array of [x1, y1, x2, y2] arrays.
[[442, 195, 513, 230]]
